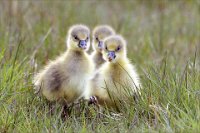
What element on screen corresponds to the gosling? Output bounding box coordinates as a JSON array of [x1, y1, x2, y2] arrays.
[[91, 25, 115, 69], [33, 24, 94, 104], [89, 35, 141, 110]]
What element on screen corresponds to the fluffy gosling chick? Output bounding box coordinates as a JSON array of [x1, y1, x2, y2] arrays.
[[33, 24, 94, 104], [90, 35, 141, 109], [91, 25, 115, 69]]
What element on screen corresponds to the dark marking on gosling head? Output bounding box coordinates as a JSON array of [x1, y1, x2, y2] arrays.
[[93, 25, 115, 40], [69, 24, 90, 40]]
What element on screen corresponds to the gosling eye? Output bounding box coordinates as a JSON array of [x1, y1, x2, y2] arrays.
[[105, 46, 108, 51], [96, 37, 99, 41], [74, 35, 79, 40], [86, 37, 89, 42], [116, 46, 121, 51]]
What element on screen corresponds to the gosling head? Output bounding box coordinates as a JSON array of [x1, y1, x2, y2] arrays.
[[92, 25, 115, 52], [102, 35, 127, 63], [67, 24, 90, 51]]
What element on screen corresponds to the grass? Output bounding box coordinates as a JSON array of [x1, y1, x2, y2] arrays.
[[0, 0, 200, 132]]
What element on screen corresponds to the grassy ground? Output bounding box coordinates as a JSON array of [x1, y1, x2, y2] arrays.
[[0, 0, 200, 132]]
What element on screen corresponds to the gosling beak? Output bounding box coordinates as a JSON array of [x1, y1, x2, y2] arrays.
[[98, 41, 103, 51], [79, 40, 87, 49], [108, 51, 116, 62]]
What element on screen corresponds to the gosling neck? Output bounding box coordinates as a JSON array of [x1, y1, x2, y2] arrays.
[[110, 57, 127, 67]]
